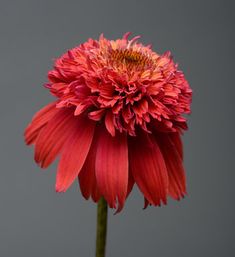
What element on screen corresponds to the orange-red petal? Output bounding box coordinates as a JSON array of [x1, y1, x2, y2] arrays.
[[156, 133, 186, 200], [95, 126, 128, 212], [55, 117, 95, 192], [129, 132, 168, 206], [78, 132, 101, 203], [24, 102, 58, 145]]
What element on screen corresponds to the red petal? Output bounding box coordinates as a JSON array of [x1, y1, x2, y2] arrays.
[[129, 132, 168, 206], [169, 132, 183, 160], [74, 104, 86, 116], [95, 127, 128, 212], [78, 131, 101, 203], [143, 198, 150, 209], [88, 109, 105, 121], [55, 117, 95, 192], [105, 111, 115, 136], [127, 171, 134, 198], [24, 102, 58, 145], [156, 133, 186, 200], [34, 109, 75, 168]]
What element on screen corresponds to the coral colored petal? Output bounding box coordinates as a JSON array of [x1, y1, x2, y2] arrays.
[[78, 132, 101, 202], [24, 102, 58, 145], [88, 109, 105, 121], [95, 127, 128, 212], [34, 108, 76, 168], [156, 133, 186, 200], [105, 111, 115, 136], [129, 132, 168, 206], [55, 117, 95, 192]]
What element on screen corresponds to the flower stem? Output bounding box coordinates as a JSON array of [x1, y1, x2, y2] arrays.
[[96, 197, 108, 257]]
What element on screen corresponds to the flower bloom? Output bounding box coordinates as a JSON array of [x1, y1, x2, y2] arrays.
[[25, 33, 192, 212]]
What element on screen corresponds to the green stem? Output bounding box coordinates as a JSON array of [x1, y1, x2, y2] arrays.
[[96, 197, 108, 257]]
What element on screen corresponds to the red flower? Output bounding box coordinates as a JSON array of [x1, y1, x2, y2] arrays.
[[25, 33, 192, 212]]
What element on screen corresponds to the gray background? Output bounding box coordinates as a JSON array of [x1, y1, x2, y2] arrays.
[[0, 0, 234, 256]]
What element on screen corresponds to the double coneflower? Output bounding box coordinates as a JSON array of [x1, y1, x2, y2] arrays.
[[25, 33, 192, 213]]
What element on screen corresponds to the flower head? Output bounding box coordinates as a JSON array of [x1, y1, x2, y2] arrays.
[[25, 33, 192, 212]]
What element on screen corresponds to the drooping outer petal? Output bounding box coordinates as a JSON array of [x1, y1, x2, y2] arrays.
[[156, 133, 186, 200], [34, 108, 76, 168], [95, 126, 128, 212], [129, 131, 168, 206], [78, 133, 101, 203], [55, 116, 95, 192], [79, 127, 133, 204], [168, 132, 183, 160], [24, 102, 58, 145], [127, 170, 135, 198]]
